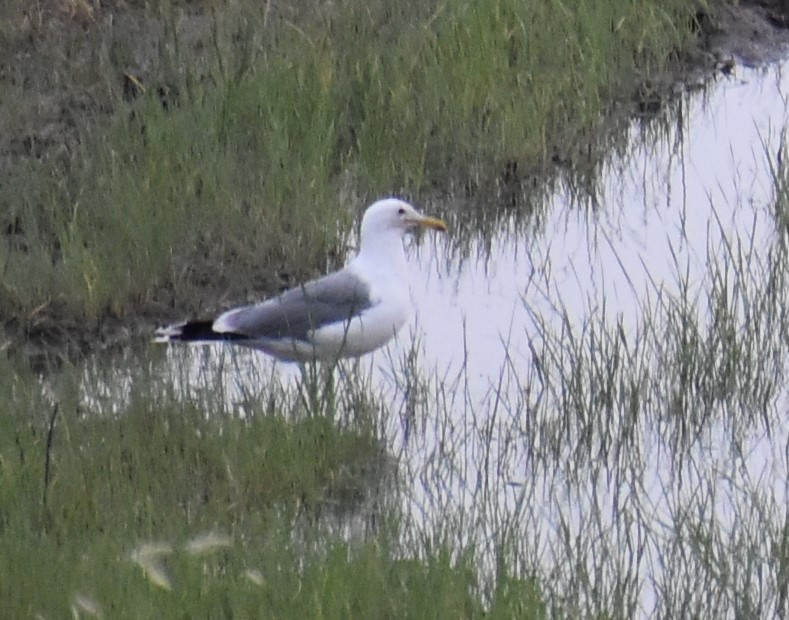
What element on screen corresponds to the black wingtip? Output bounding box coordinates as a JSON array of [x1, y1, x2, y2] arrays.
[[155, 320, 247, 343]]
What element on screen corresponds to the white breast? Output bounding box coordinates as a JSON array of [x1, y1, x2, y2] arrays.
[[308, 259, 411, 358]]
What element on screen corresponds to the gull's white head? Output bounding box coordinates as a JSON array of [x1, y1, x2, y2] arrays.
[[359, 198, 447, 246]]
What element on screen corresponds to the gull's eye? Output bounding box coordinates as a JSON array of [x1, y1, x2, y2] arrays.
[[397, 207, 406, 215]]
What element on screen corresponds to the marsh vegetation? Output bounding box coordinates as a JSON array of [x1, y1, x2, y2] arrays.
[[0, 0, 697, 338], [3, 0, 789, 618]]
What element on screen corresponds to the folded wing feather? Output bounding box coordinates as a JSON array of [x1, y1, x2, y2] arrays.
[[213, 268, 375, 342]]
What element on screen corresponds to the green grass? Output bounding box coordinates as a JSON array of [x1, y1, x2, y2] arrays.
[[0, 355, 547, 618], [4, 0, 780, 617], [0, 0, 700, 336], [1, 534, 544, 618], [0, 365, 384, 537], [3, 82, 789, 618]]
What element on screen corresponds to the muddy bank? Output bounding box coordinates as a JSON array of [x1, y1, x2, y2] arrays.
[[701, 0, 789, 64], [2, 0, 789, 366]]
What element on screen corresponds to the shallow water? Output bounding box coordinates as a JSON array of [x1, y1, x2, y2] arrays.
[[414, 68, 786, 377], [398, 62, 789, 616], [82, 61, 789, 616], [405, 63, 789, 615]]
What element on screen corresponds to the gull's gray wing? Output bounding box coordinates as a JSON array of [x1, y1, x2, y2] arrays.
[[214, 268, 374, 342]]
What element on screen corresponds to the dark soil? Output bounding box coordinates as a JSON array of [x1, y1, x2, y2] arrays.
[[1, 0, 789, 367], [700, 0, 789, 64]]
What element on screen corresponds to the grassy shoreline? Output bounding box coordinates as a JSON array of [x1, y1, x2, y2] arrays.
[[0, 351, 547, 618], [0, 0, 707, 351]]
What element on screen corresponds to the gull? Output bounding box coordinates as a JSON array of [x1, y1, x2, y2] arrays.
[[155, 198, 447, 362]]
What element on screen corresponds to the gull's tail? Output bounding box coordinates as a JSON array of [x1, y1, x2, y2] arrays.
[[154, 320, 246, 343]]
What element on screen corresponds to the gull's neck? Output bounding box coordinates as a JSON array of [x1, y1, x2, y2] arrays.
[[353, 231, 408, 276]]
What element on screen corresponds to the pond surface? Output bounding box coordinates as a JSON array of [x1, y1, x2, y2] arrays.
[[393, 61, 789, 617], [84, 60, 789, 617]]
